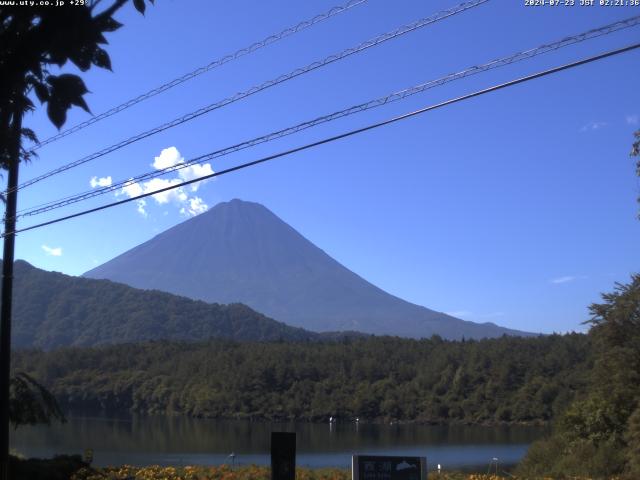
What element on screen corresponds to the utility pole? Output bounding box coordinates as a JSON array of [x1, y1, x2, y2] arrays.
[[0, 109, 22, 480]]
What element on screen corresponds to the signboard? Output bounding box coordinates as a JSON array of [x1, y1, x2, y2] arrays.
[[352, 455, 427, 480], [271, 432, 296, 480]]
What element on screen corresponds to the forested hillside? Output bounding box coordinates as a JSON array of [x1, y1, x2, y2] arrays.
[[13, 333, 591, 425], [518, 274, 640, 478], [9, 260, 317, 349]]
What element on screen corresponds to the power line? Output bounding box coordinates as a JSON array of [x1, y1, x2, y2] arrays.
[[9, 0, 489, 196], [5, 42, 639, 238], [14, 14, 640, 220], [29, 0, 370, 151]]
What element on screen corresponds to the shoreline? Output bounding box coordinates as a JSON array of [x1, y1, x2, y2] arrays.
[[61, 410, 551, 429]]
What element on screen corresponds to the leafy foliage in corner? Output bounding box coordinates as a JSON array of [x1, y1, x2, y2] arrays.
[[9, 372, 65, 429], [624, 403, 640, 477], [518, 275, 640, 479], [13, 333, 592, 426], [0, 0, 154, 168], [10, 454, 86, 480], [633, 129, 640, 218]]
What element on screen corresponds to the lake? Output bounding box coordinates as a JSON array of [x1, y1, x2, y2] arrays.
[[10, 416, 547, 471]]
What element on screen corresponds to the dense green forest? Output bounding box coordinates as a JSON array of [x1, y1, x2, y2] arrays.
[[13, 333, 591, 425], [9, 260, 318, 349]]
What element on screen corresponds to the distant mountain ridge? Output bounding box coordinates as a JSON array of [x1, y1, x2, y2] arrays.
[[9, 260, 318, 349], [85, 199, 535, 340]]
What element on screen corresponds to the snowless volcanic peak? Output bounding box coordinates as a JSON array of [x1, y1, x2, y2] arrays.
[[85, 199, 535, 340]]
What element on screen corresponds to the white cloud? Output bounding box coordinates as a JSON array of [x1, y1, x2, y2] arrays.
[[626, 114, 639, 125], [580, 121, 607, 132], [120, 179, 143, 198], [179, 163, 214, 192], [117, 178, 182, 206], [180, 196, 208, 217], [116, 147, 212, 217], [90, 176, 112, 188], [143, 178, 186, 204], [136, 199, 148, 217], [152, 147, 183, 170], [42, 245, 62, 256], [152, 147, 214, 192]]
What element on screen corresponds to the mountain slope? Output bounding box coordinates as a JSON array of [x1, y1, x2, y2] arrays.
[[85, 199, 534, 339], [10, 260, 317, 349]]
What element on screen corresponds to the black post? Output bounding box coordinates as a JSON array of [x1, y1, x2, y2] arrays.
[[0, 111, 22, 480], [271, 432, 296, 480]]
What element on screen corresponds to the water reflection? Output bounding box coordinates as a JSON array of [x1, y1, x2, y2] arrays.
[[10, 415, 546, 469]]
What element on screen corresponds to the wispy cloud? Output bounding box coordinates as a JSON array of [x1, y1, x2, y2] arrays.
[[136, 199, 148, 217], [42, 245, 62, 256], [477, 312, 505, 319], [116, 147, 213, 218], [90, 176, 112, 188], [550, 275, 587, 284], [551, 276, 575, 284], [580, 121, 607, 132], [445, 310, 471, 318], [626, 114, 639, 125], [444, 310, 506, 322]]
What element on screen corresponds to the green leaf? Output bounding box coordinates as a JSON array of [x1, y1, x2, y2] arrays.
[[70, 95, 91, 113], [10, 372, 66, 429], [133, 0, 146, 15], [48, 74, 90, 107], [21, 128, 39, 145], [47, 99, 67, 129], [95, 31, 109, 45], [33, 82, 50, 103], [97, 17, 123, 33], [92, 47, 112, 70], [69, 46, 94, 72], [20, 94, 35, 113]]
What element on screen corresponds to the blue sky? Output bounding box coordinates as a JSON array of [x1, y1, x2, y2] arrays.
[[7, 0, 640, 334]]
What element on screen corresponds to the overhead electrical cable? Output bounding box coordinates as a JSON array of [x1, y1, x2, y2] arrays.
[[14, 15, 640, 220], [4, 42, 639, 238], [8, 0, 489, 196], [29, 0, 370, 151]]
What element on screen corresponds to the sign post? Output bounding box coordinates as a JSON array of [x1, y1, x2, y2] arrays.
[[352, 455, 427, 480]]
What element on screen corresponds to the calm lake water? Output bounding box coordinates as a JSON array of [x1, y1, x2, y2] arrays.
[[10, 416, 547, 471]]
